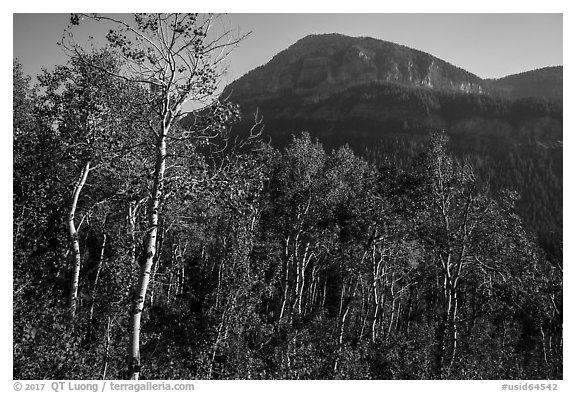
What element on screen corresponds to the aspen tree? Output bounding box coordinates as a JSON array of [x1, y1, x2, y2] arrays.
[[37, 52, 127, 321], [64, 13, 245, 379]]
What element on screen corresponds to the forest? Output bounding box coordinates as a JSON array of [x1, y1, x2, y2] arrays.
[[13, 14, 562, 380], [229, 72, 563, 267]]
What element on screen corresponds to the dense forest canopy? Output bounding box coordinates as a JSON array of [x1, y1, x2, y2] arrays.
[[13, 14, 562, 380]]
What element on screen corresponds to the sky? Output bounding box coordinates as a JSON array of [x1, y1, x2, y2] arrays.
[[13, 13, 562, 88]]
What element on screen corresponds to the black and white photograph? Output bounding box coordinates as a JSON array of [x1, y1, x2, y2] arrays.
[[11, 6, 566, 386]]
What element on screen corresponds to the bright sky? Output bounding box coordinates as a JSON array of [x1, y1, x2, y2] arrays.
[[13, 13, 562, 87]]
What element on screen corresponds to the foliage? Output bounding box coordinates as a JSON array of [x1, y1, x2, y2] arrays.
[[13, 16, 561, 380]]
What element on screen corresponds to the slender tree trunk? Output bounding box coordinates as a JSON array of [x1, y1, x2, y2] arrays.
[[372, 293, 380, 342], [434, 309, 447, 379], [179, 264, 186, 297], [88, 232, 107, 330], [334, 283, 348, 374], [279, 236, 291, 321], [166, 239, 175, 304], [334, 279, 358, 374], [405, 285, 415, 335], [149, 256, 159, 307], [387, 296, 397, 338], [447, 291, 459, 373], [127, 201, 137, 266], [68, 160, 91, 320], [294, 258, 301, 315], [297, 260, 304, 315], [279, 264, 290, 320], [371, 253, 381, 343], [128, 131, 167, 380], [360, 290, 372, 340], [149, 223, 164, 307], [394, 297, 402, 333], [321, 279, 327, 310], [127, 198, 145, 267], [102, 316, 112, 379], [215, 259, 224, 309], [208, 315, 226, 379], [297, 243, 310, 316], [309, 265, 317, 315], [338, 297, 351, 347]]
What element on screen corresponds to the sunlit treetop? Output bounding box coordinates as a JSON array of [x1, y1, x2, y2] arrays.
[[61, 13, 248, 119]]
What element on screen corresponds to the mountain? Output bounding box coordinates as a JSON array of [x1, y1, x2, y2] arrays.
[[212, 34, 562, 244], [223, 33, 485, 104], [484, 66, 563, 100], [223, 34, 562, 105], [220, 34, 562, 148]]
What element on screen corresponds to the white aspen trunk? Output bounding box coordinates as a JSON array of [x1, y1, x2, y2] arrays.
[[334, 280, 358, 374], [372, 300, 380, 342], [126, 198, 145, 267], [88, 232, 107, 329], [540, 326, 549, 366], [387, 297, 397, 338], [548, 327, 554, 362], [127, 201, 137, 266], [337, 283, 346, 332], [149, 223, 164, 307], [294, 259, 301, 315], [178, 241, 188, 297], [215, 260, 224, 309], [128, 130, 167, 380], [68, 160, 91, 320], [309, 265, 318, 315], [297, 261, 305, 315], [291, 230, 302, 317], [360, 290, 372, 340], [371, 249, 381, 343], [279, 240, 291, 321], [149, 257, 159, 307], [334, 283, 347, 374], [173, 243, 181, 298], [434, 255, 452, 377], [297, 243, 310, 315], [405, 285, 415, 334], [166, 273, 172, 303], [180, 264, 186, 297], [150, 225, 166, 307], [166, 241, 175, 304], [321, 279, 327, 310], [102, 316, 112, 379], [448, 292, 459, 372], [175, 264, 181, 298], [437, 260, 457, 378], [338, 302, 351, 346], [208, 317, 226, 379], [208, 290, 237, 379], [394, 297, 402, 332]]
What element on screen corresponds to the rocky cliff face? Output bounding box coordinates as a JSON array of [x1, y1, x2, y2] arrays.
[[223, 34, 485, 102]]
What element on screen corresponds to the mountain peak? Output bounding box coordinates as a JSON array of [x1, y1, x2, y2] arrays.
[[223, 34, 484, 102]]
